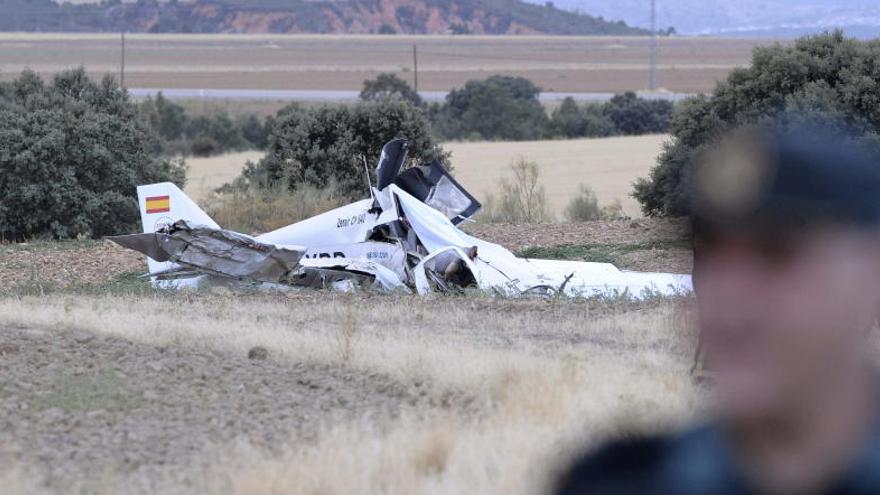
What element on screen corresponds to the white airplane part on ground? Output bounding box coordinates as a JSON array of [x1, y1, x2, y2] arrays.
[[109, 139, 693, 298]]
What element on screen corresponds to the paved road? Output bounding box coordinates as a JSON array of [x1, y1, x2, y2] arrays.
[[128, 88, 693, 103]]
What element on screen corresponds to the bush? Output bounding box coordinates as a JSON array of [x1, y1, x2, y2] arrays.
[[0, 68, 185, 241], [603, 92, 674, 135], [564, 185, 625, 221], [139, 92, 186, 141], [139, 94, 271, 157], [633, 31, 880, 217], [237, 113, 272, 149], [189, 136, 220, 157], [185, 112, 246, 151], [238, 99, 448, 199], [204, 181, 345, 235], [478, 158, 552, 223], [550, 97, 616, 138], [360, 73, 422, 107], [433, 75, 549, 141]]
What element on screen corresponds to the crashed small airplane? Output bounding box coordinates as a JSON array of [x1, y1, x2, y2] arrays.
[[109, 139, 692, 298]]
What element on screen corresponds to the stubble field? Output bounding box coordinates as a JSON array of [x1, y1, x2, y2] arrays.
[[0, 33, 771, 94]]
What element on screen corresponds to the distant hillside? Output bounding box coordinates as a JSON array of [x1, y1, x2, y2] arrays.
[[2, 0, 647, 35]]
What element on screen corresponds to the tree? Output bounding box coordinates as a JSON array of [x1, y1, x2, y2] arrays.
[[378, 23, 397, 34], [237, 99, 448, 198], [360, 73, 422, 107], [139, 91, 186, 141], [237, 113, 271, 150], [633, 31, 880, 217], [434, 75, 548, 141], [0, 68, 185, 241], [550, 97, 616, 138], [185, 111, 247, 156], [603, 92, 673, 135]]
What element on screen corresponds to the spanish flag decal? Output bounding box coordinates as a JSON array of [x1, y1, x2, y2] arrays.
[[145, 195, 170, 214]]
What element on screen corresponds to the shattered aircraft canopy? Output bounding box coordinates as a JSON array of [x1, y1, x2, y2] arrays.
[[109, 139, 692, 298]]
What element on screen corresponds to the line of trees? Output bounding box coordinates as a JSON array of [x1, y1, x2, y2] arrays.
[[1, 68, 674, 240], [360, 73, 675, 141]]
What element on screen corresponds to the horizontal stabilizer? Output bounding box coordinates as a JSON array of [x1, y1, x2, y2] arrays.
[[107, 233, 171, 262]]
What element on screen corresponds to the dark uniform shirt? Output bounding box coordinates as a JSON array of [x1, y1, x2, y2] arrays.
[[556, 422, 880, 495]]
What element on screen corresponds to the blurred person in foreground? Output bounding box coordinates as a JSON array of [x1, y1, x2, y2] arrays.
[[556, 124, 880, 495]]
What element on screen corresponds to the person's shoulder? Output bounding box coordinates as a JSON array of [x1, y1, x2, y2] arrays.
[[554, 425, 734, 495], [555, 434, 674, 495]]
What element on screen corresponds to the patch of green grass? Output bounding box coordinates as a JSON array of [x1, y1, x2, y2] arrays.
[[32, 368, 143, 413], [516, 240, 690, 264]]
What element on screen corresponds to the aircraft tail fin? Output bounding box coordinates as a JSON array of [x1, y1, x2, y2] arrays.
[[136, 182, 219, 234]]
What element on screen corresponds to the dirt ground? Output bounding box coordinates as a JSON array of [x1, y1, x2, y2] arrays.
[[0, 288, 697, 494], [0, 33, 770, 93], [0, 323, 471, 493], [0, 241, 144, 290]]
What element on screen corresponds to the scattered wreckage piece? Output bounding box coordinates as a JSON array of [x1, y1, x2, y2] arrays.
[[109, 139, 693, 298]]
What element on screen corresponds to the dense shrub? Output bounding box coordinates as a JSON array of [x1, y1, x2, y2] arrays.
[[428, 80, 671, 142], [633, 31, 880, 217], [360, 73, 422, 106], [549, 97, 616, 138], [603, 92, 674, 135], [189, 136, 220, 157], [433, 76, 549, 141], [139, 92, 186, 141], [237, 99, 448, 199], [0, 68, 185, 241], [139, 94, 272, 156]]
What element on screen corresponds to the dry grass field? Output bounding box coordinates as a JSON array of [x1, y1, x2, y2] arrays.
[[183, 135, 667, 218], [448, 135, 666, 218], [0, 285, 698, 494], [185, 150, 264, 201], [0, 33, 773, 93]]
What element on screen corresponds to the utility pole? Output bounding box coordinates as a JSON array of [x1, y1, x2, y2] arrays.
[[120, 31, 126, 88], [649, 0, 657, 91], [412, 44, 419, 94]]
